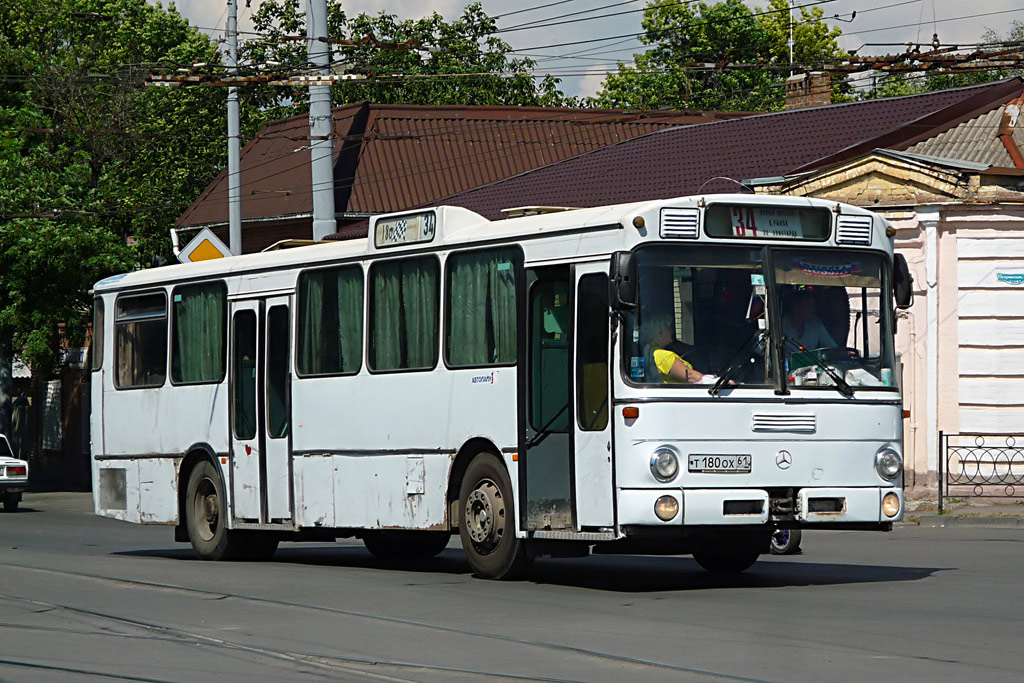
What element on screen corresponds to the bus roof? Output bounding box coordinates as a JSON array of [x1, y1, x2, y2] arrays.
[[94, 194, 885, 293]]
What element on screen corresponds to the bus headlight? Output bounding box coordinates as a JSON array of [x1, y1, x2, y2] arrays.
[[875, 448, 903, 481], [650, 447, 679, 482]]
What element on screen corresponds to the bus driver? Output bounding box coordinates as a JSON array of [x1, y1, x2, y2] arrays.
[[643, 315, 706, 384]]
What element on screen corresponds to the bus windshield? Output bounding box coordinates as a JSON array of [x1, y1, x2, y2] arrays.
[[623, 246, 771, 387], [774, 249, 895, 390], [622, 245, 896, 391]]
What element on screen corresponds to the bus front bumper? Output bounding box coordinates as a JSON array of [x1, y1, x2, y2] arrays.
[[618, 486, 904, 527]]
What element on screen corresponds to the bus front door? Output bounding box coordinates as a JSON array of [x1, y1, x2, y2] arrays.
[[572, 265, 613, 528], [524, 267, 574, 531], [229, 297, 293, 524], [524, 265, 614, 532]]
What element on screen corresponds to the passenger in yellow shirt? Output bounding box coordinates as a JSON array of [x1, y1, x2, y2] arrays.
[[644, 316, 705, 384]]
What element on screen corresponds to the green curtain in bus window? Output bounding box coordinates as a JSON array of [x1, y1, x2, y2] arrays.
[[299, 266, 363, 375], [336, 269, 363, 372], [172, 283, 225, 383], [447, 249, 518, 367], [371, 257, 438, 370]]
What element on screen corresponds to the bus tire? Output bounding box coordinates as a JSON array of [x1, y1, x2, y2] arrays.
[[691, 528, 768, 574], [769, 528, 802, 555], [3, 493, 19, 512], [363, 530, 451, 562], [458, 453, 530, 580], [692, 547, 760, 574], [185, 460, 245, 561], [239, 533, 279, 561]]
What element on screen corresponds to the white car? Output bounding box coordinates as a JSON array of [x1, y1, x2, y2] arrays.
[[0, 434, 27, 512]]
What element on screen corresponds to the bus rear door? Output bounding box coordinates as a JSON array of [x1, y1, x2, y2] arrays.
[[229, 296, 293, 524]]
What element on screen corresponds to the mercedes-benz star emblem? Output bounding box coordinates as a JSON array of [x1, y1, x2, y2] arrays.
[[776, 451, 792, 469]]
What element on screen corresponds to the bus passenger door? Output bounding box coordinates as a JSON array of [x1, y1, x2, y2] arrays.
[[524, 266, 574, 531], [573, 266, 614, 528], [263, 296, 292, 522], [229, 301, 261, 521]]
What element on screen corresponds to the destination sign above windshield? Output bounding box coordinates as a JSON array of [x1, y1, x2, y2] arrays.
[[374, 210, 437, 248], [704, 204, 830, 241]]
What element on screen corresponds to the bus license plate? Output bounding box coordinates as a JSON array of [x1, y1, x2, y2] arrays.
[[688, 454, 752, 474]]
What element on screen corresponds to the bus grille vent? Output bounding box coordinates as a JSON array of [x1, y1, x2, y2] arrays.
[[660, 208, 700, 239], [752, 413, 816, 432], [836, 215, 873, 245]]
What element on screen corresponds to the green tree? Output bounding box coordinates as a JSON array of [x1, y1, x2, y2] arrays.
[[0, 0, 229, 372], [593, 0, 846, 111], [242, 1, 568, 111]]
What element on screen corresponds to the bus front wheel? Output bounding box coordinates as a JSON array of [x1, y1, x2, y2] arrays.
[[691, 528, 769, 574], [458, 453, 530, 580], [363, 530, 451, 562], [185, 460, 248, 561]]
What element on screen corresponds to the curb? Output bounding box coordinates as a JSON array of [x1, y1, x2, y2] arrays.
[[908, 514, 1024, 528]]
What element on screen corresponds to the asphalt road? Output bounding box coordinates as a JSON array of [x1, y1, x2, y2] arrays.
[[0, 493, 1020, 682]]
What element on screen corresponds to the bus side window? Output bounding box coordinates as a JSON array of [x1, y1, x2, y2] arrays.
[[114, 292, 167, 389], [368, 256, 440, 372], [91, 297, 104, 371], [170, 281, 227, 384], [297, 265, 363, 376], [446, 247, 520, 368]]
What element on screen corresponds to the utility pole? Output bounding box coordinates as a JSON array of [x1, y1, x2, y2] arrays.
[[307, 0, 336, 241], [226, 0, 242, 255], [788, 0, 794, 77]]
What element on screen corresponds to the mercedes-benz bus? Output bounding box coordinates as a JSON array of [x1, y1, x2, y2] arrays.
[[91, 194, 911, 579]]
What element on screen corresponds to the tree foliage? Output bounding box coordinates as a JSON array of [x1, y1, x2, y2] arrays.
[[0, 0, 228, 371], [593, 0, 846, 111], [242, 0, 568, 116]]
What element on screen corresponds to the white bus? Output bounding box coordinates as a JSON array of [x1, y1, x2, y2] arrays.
[[91, 194, 911, 579]]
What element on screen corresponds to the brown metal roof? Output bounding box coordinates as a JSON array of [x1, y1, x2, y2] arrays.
[[176, 103, 746, 231], [421, 78, 1023, 222]]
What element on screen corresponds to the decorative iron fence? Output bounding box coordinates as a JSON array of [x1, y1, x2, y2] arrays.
[[939, 432, 1024, 512]]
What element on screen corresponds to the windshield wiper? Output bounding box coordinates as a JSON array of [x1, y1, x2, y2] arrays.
[[781, 335, 854, 397], [709, 329, 764, 396]]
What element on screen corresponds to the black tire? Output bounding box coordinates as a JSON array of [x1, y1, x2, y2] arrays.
[[3, 493, 19, 512], [363, 530, 451, 562], [184, 460, 247, 560], [691, 528, 769, 574], [240, 533, 280, 561], [770, 528, 802, 555], [458, 453, 531, 580]]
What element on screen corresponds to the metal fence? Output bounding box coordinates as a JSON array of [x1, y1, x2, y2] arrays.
[[939, 432, 1024, 512]]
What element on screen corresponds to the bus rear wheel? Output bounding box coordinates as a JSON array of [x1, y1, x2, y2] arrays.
[[3, 493, 20, 512], [363, 530, 451, 562], [458, 453, 530, 580], [185, 460, 247, 561]]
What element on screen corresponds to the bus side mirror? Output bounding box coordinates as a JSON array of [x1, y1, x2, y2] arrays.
[[894, 253, 913, 309], [610, 251, 637, 310]]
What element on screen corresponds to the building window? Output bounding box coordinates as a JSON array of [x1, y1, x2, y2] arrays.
[[171, 281, 226, 384], [297, 266, 363, 376], [115, 292, 167, 389], [369, 256, 439, 371], [446, 248, 520, 368]]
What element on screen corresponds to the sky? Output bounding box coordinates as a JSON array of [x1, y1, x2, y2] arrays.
[[167, 0, 1024, 98]]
